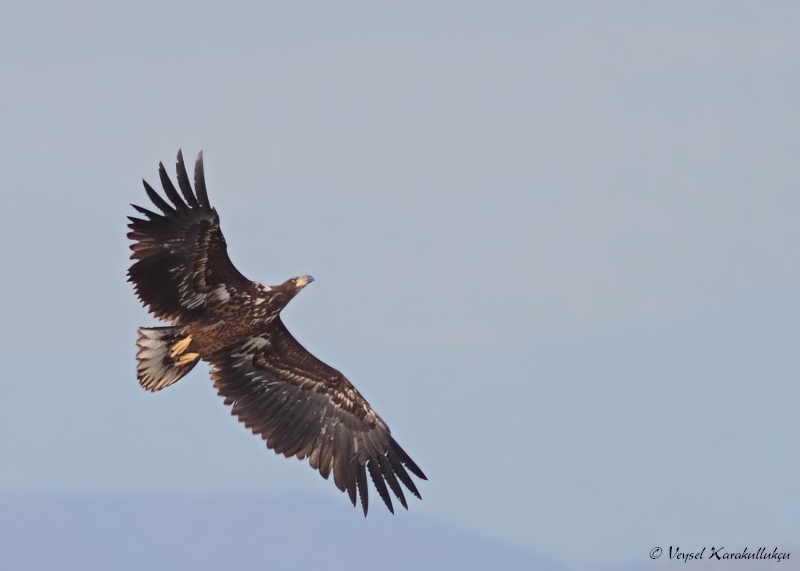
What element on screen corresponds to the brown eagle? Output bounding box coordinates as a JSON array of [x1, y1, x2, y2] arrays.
[[127, 150, 426, 515]]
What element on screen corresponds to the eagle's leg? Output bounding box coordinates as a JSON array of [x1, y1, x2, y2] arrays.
[[169, 335, 194, 358]]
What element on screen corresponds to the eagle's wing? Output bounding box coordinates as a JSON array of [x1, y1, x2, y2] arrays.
[[127, 150, 250, 324], [209, 317, 427, 515]]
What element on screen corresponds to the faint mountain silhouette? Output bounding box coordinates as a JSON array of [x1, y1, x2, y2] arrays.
[[0, 496, 568, 571]]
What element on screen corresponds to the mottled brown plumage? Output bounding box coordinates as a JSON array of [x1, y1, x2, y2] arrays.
[[127, 150, 426, 514]]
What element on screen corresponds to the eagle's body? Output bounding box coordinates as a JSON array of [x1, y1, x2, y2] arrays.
[[127, 151, 425, 515]]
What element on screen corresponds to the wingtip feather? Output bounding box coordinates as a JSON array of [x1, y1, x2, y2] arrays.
[[142, 179, 174, 214], [357, 463, 369, 516], [194, 150, 211, 208], [158, 161, 187, 210], [175, 149, 201, 207]]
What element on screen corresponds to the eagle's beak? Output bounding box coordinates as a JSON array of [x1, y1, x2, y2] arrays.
[[294, 275, 315, 288]]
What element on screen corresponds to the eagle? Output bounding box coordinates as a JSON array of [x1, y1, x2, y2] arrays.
[[127, 150, 426, 515]]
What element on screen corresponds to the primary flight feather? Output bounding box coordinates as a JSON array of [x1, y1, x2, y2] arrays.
[[127, 150, 426, 515]]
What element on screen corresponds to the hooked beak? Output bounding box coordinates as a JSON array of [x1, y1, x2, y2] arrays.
[[294, 275, 315, 288]]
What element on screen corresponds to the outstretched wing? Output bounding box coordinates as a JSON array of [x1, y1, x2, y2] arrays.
[[209, 318, 427, 515], [127, 150, 251, 325]]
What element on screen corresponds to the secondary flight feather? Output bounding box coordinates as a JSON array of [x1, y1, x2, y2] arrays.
[[127, 150, 426, 515]]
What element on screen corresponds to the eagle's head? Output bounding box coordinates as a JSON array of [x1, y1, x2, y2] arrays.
[[271, 275, 315, 310], [292, 275, 315, 289]]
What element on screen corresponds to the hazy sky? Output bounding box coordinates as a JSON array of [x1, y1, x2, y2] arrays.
[[1, 2, 799, 569]]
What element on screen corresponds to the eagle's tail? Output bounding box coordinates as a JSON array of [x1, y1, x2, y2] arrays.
[[136, 327, 200, 392]]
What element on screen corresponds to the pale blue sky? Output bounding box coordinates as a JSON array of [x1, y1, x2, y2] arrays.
[[1, 1, 799, 569]]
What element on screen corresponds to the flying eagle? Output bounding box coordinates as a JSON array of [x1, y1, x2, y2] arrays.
[[127, 151, 426, 515]]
